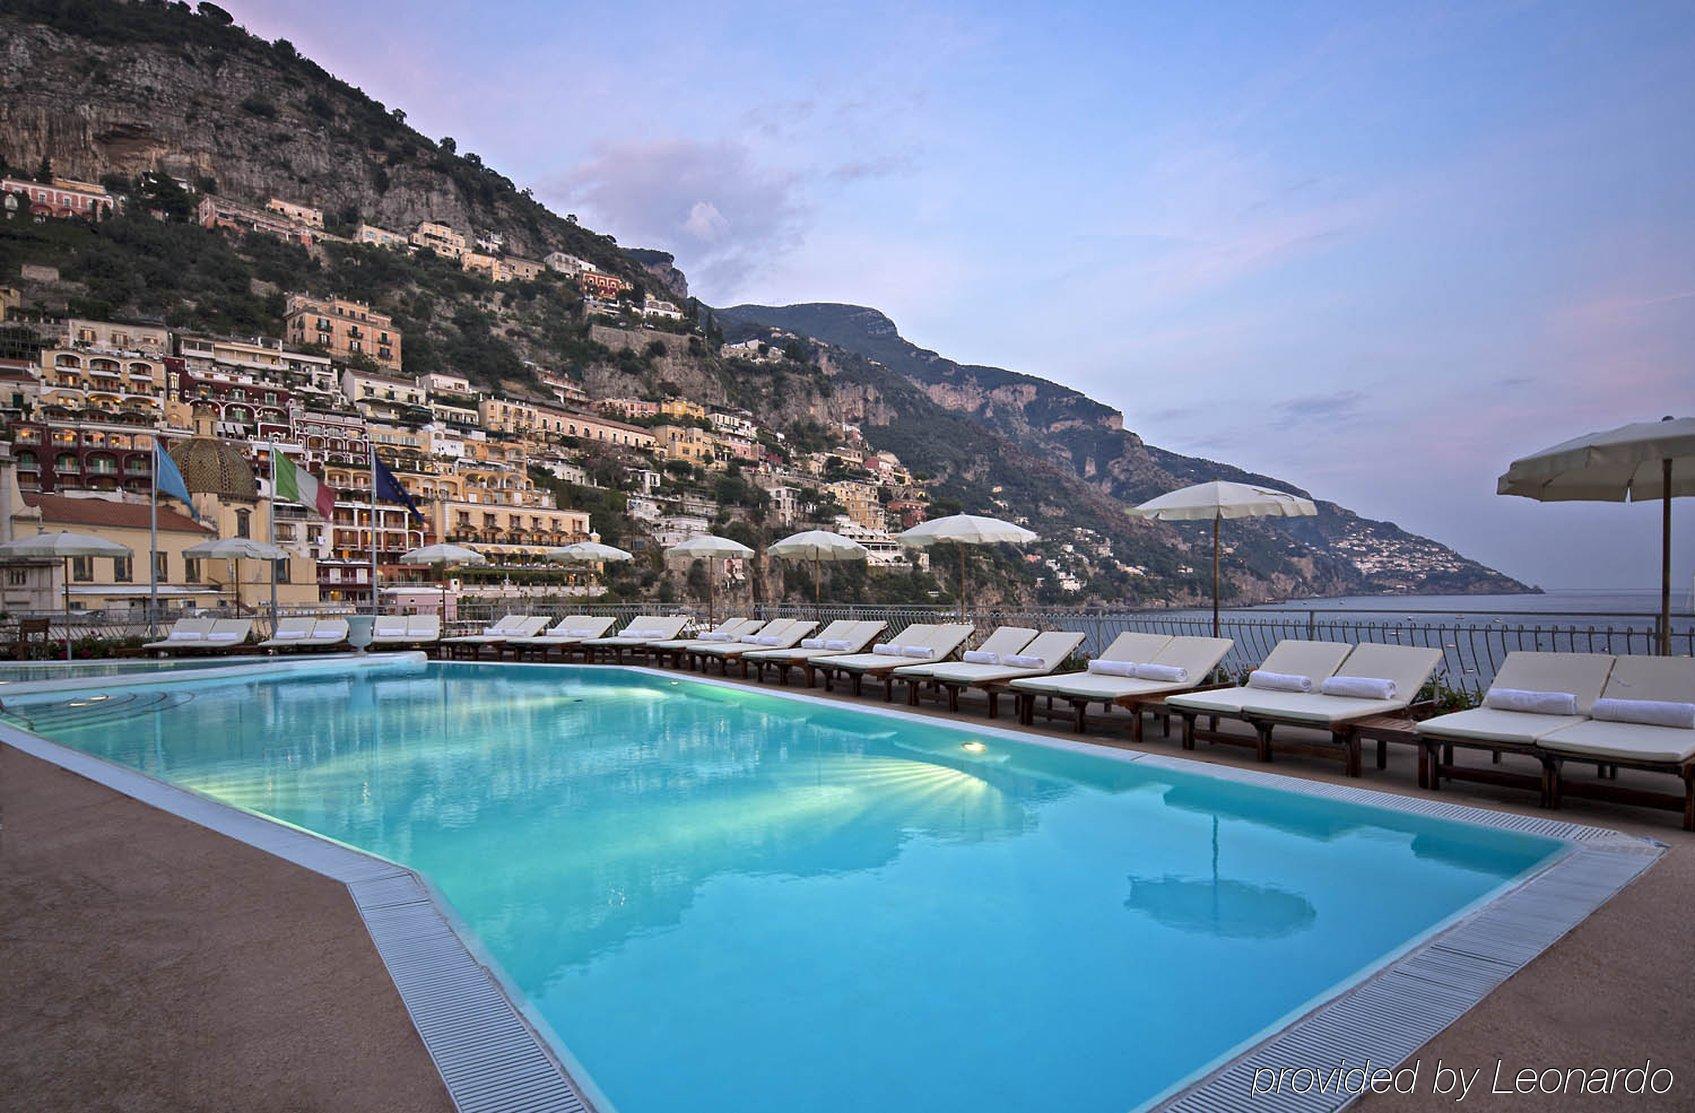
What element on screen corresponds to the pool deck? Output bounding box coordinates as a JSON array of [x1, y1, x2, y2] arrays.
[[4, 662, 1693, 1110]]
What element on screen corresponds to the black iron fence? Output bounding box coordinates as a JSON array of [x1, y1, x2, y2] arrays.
[[6, 600, 1689, 696]]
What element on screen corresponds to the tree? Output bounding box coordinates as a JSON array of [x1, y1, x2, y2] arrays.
[[439, 137, 457, 155], [34, 156, 52, 184], [197, 2, 234, 25], [391, 108, 407, 125]]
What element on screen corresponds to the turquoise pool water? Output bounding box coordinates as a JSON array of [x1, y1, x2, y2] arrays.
[[0, 656, 267, 686], [7, 663, 1562, 1112]]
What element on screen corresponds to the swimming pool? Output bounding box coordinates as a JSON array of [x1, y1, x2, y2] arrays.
[[0, 656, 269, 685], [6, 662, 1566, 1112]]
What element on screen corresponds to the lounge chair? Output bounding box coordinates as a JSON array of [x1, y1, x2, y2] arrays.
[[743, 620, 888, 686], [257, 616, 316, 651], [163, 618, 252, 655], [689, 618, 819, 676], [644, 618, 767, 668], [1166, 640, 1354, 753], [441, 614, 549, 658], [917, 630, 1086, 717], [1211, 643, 1444, 776], [506, 616, 618, 660], [302, 618, 351, 651], [581, 616, 691, 663], [1539, 656, 1695, 829], [891, 626, 1037, 707], [1009, 634, 1234, 737], [811, 623, 976, 700], [143, 616, 217, 652], [369, 615, 414, 649], [1418, 651, 1614, 801], [405, 615, 441, 648]]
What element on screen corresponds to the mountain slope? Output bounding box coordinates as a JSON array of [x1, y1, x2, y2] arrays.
[[720, 303, 1530, 597]]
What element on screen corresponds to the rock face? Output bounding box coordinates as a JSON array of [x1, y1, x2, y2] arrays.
[[624, 249, 689, 303], [0, 6, 640, 281], [720, 303, 1531, 597]]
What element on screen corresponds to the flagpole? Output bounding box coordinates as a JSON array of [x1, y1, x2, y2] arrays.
[[268, 437, 279, 632], [369, 440, 380, 616], [148, 437, 159, 636]]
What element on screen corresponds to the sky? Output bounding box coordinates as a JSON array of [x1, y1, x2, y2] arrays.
[[234, 0, 1695, 594]]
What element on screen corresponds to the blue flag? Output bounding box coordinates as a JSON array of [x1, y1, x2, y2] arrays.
[[373, 453, 424, 522], [154, 442, 198, 520]]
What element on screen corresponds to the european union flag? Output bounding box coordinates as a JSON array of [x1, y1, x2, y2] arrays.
[[373, 453, 424, 523], [153, 442, 198, 520]]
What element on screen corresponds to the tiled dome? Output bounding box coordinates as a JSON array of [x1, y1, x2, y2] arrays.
[[169, 437, 258, 501]]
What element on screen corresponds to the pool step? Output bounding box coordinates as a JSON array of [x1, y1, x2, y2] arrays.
[[0, 689, 196, 732]]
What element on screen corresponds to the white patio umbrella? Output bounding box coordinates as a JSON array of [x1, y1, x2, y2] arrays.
[[0, 530, 133, 659], [402, 543, 486, 629], [897, 514, 1039, 617], [665, 534, 754, 625], [1498, 416, 1694, 655], [1130, 481, 1319, 637], [548, 541, 635, 564], [768, 529, 869, 610], [183, 537, 289, 619]]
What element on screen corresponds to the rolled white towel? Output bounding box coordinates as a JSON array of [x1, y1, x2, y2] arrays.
[[1248, 670, 1312, 693], [623, 628, 664, 639], [1088, 659, 1139, 678], [205, 632, 242, 642], [1321, 675, 1397, 701], [823, 638, 851, 651], [900, 645, 935, 659], [755, 635, 782, 646], [872, 643, 904, 657], [1002, 653, 1044, 669], [736, 633, 761, 643], [700, 631, 734, 642], [273, 629, 307, 640], [799, 637, 825, 649], [566, 628, 599, 638], [962, 649, 1000, 665], [1591, 698, 1695, 730], [1482, 687, 1578, 716], [1134, 663, 1189, 684]]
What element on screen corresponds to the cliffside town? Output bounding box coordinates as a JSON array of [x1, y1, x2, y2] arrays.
[[0, 0, 1529, 615]]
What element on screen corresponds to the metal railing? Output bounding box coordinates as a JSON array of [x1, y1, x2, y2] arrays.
[[4, 599, 1689, 694]]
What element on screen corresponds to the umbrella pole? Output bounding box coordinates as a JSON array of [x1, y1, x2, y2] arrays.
[[1212, 516, 1221, 639], [62, 555, 72, 661], [708, 559, 715, 627], [1663, 459, 1673, 656], [815, 553, 822, 618], [959, 544, 967, 620]]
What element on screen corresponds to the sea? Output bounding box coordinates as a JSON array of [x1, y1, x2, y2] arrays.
[[1247, 589, 1691, 619]]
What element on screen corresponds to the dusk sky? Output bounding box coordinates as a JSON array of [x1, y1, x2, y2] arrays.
[[236, 0, 1695, 595]]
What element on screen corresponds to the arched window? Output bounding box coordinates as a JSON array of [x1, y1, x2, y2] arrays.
[[235, 509, 252, 539]]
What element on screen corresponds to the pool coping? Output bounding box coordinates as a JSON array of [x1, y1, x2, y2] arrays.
[[0, 659, 1668, 1113]]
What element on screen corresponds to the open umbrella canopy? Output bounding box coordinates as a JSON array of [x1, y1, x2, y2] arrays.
[[664, 534, 754, 559], [401, 543, 487, 565], [767, 530, 869, 562], [1128, 480, 1318, 521], [1497, 416, 1695, 501], [183, 537, 289, 560], [896, 514, 1039, 547], [1130, 481, 1318, 637], [548, 541, 635, 564], [1498, 416, 1693, 654], [0, 530, 131, 559]]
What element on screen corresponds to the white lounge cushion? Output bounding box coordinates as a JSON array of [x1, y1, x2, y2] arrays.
[[1239, 690, 1405, 725], [1483, 688, 1578, 716], [963, 649, 1000, 665], [1322, 675, 1396, 701], [1008, 672, 1179, 699], [1591, 698, 1695, 731], [204, 632, 242, 642], [1248, 670, 1312, 693], [1539, 719, 1695, 764], [1135, 663, 1189, 684], [1088, 659, 1139, 678], [1167, 688, 1266, 714], [1415, 707, 1586, 746]]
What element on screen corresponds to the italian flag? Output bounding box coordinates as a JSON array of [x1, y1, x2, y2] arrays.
[[273, 451, 337, 519]]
